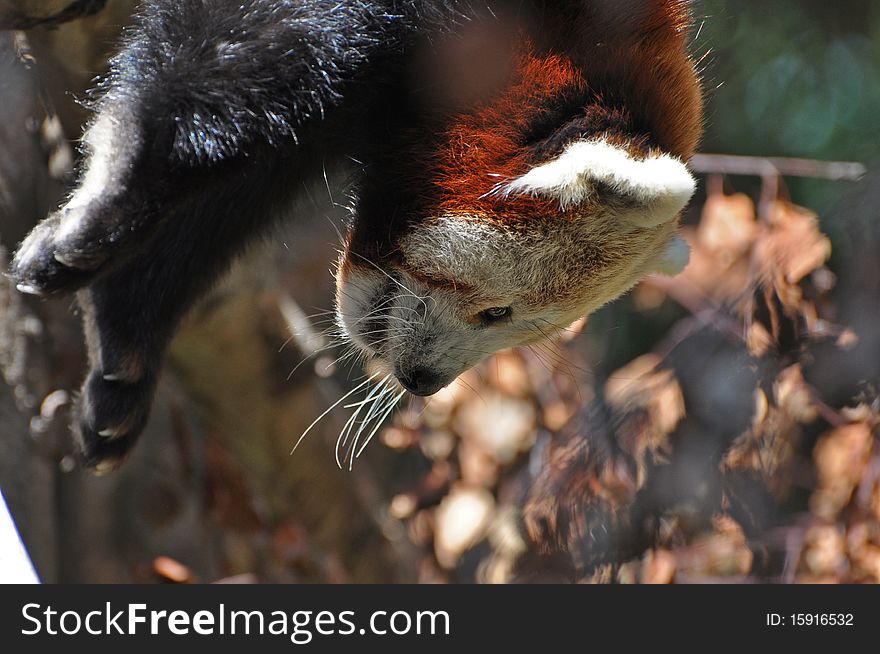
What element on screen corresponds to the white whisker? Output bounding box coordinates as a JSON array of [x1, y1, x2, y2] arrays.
[[290, 377, 371, 455], [346, 381, 393, 469], [335, 375, 390, 468], [354, 390, 405, 462]]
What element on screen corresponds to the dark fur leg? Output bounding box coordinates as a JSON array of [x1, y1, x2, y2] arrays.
[[75, 267, 166, 470], [8, 0, 466, 466], [11, 0, 406, 295], [73, 155, 290, 469]]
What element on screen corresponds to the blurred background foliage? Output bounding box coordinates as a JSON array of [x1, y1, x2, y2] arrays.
[[0, 1, 878, 583], [699, 0, 880, 212], [703, 1, 880, 162], [599, 0, 880, 367]]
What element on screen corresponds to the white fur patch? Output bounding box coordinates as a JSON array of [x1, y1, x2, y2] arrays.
[[335, 264, 384, 348], [501, 139, 696, 227], [402, 217, 529, 299]]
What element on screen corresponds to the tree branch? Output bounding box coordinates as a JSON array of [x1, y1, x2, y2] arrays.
[[691, 153, 866, 182]]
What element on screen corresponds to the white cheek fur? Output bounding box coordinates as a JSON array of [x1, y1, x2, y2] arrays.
[[336, 268, 384, 348]]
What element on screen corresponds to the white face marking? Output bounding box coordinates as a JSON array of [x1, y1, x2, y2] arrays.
[[337, 217, 664, 393]]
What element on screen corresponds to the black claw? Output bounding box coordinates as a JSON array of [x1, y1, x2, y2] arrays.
[[12, 259, 100, 296], [73, 370, 156, 470], [10, 206, 114, 296]]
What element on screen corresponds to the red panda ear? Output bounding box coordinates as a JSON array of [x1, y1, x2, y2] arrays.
[[501, 139, 696, 228]]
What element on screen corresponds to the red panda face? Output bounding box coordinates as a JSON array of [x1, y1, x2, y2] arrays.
[[336, 138, 695, 395], [336, 43, 701, 395]]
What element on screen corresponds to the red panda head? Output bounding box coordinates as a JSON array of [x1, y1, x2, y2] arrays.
[[336, 3, 702, 396]]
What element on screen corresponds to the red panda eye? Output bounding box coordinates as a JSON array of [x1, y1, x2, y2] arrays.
[[479, 306, 512, 323]]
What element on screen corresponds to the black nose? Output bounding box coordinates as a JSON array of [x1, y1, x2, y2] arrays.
[[396, 367, 444, 396]]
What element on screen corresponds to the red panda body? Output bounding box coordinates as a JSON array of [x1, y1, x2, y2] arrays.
[[11, 0, 703, 468]]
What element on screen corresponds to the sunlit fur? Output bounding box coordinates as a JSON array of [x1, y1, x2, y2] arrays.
[[336, 1, 703, 399]]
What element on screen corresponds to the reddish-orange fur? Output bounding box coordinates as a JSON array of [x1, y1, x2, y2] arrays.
[[429, 0, 702, 223], [433, 52, 587, 219]]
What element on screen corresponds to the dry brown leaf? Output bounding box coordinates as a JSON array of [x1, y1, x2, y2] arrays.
[[642, 549, 677, 584], [775, 364, 818, 424], [679, 229, 752, 301], [153, 556, 193, 584], [800, 524, 846, 578], [560, 316, 589, 341], [846, 520, 880, 583], [697, 192, 759, 257], [811, 422, 874, 519], [840, 402, 880, 425], [458, 439, 500, 488], [675, 515, 753, 578], [632, 283, 668, 311], [762, 201, 832, 285], [605, 353, 664, 405], [606, 354, 685, 430], [745, 322, 773, 357], [522, 428, 637, 567], [390, 494, 417, 520], [381, 426, 419, 450], [676, 191, 757, 301], [722, 388, 799, 497], [542, 400, 575, 431], [418, 429, 456, 461], [606, 354, 684, 465], [735, 201, 832, 352], [836, 329, 859, 350], [486, 350, 532, 397], [453, 390, 536, 465], [434, 485, 495, 569]]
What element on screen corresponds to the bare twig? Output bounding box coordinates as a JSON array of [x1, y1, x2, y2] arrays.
[[691, 153, 866, 182]]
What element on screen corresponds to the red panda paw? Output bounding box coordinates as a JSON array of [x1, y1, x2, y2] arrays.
[[74, 368, 157, 473], [9, 208, 106, 296]]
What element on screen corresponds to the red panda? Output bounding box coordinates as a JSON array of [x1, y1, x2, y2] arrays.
[[10, 0, 702, 469]]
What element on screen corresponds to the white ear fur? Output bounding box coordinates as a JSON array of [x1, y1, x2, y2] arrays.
[[653, 234, 691, 276], [501, 139, 696, 228]]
